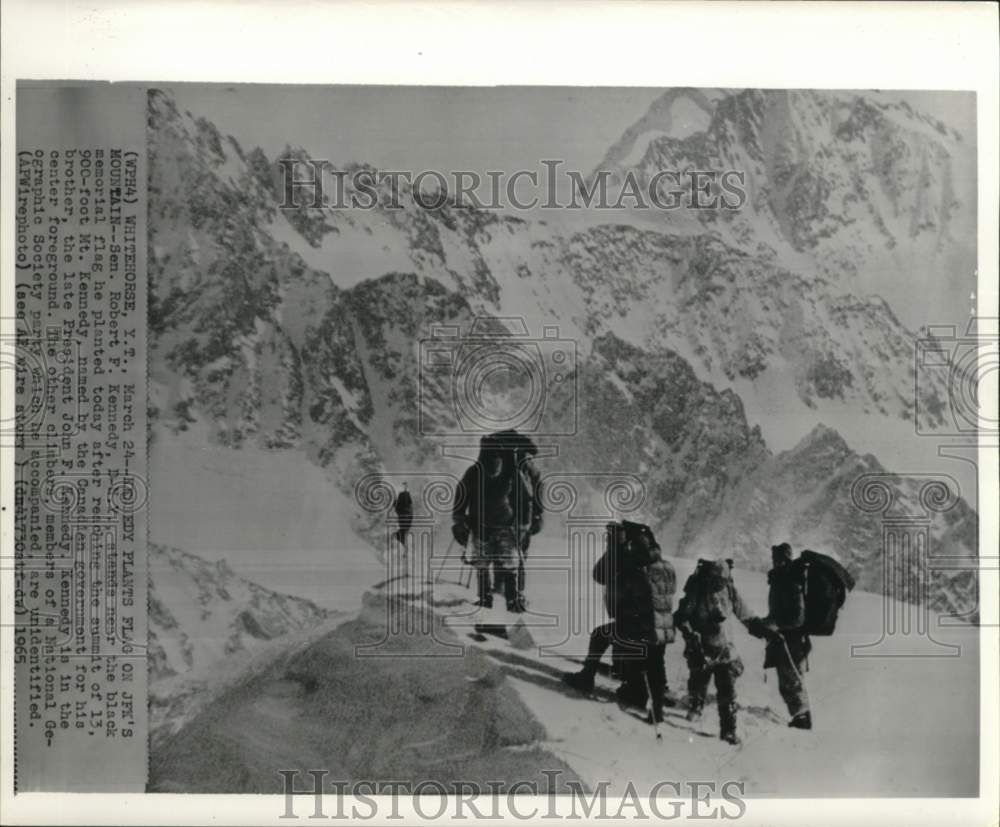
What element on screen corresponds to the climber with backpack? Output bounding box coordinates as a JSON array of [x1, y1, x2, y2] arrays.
[[451, 430, 543, 612], [562, 520, 676, 728], [611, 520, 677, 726], [748, 542, 855, 730], [673, 558, 756, 745]]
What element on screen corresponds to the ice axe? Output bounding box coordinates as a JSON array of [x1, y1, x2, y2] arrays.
[[459, 550, 474, 589], [778, 634, 805, 683], [434, 537, 475, 589], [641, 670, 663, 741], [434, 538, 456, 584]]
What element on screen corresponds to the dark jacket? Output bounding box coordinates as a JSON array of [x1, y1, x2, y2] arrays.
[[674, 561, 754, 664], [763, 564, 812, 667], [394, 490, 413, 516], [593, 535, 676, 646], [452, 432, 543, 543]]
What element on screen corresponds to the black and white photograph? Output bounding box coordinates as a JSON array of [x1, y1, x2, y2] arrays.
[[2, 2, 998, 825], [141, 83, 982, 797]]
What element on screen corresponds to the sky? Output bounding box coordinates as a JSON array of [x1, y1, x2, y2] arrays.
[[167, 84, 664, 178], [165, 84, 976, 176]]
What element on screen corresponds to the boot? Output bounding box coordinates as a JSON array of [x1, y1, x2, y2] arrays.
[[662, 687, 679, 708], [501, 569, 527, 612], [507, 595, 527, 613], [616, 681, 647, 712], [686, 699, 703, 722], [719, 701, 741, 745], [789, 710, 812, 730], [562, 669, 595, 694]]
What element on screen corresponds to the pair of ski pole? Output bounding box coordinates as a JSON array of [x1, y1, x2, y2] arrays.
[[434, 538, 474, 588]]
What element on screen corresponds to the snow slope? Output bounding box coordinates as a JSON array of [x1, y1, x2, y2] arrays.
[[150, 536, 979, 796], [434, 546, 979, 797], [150, 425, 383, 611], [149, 588, 584, 794]]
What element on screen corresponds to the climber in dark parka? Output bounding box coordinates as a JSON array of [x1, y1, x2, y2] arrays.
[[451, 430, 543, 612], [393, 482, 413, 547], [756, 542, 812, 729], [563, 521, 676, 725]]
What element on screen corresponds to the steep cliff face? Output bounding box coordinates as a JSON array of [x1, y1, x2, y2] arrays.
[[597, 88, 975, 331], [145, 88, 978, 619], [149, 90, 956, 445], [568, 339, 976, 614], [693, 425, 978, 614]]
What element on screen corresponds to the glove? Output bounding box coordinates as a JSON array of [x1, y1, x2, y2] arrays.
[[746, 616, 768, 640], [683, 630, 705, 662], [452, 521, 470, 547], [707, 607, 726, 624], [530, 514, 543, 536]]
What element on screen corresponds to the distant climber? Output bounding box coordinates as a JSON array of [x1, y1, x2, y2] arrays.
[[674, 558, 756, 745], [393, 482, 413, 547], [451, 430, 543, 612], [563, 520, 677, 726]]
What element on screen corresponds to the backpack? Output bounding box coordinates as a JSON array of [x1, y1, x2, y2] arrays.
[[791, 550, 855, 636], [680, 559, 734, 625], [478, 430, 540, 527], [620, 520, 659, 556]]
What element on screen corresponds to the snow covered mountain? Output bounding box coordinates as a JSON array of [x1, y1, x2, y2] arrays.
[[573, 334, 977, 615], [149, 544, 332, 744], [596, 88, 976, 332], [149, 544, 329, 682], [145, 88, 979, 626]]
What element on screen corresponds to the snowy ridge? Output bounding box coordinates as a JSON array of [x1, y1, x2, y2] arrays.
[[598, 88, 975, 331], [150, 550, 979, 796], [149, 543, 329, 682], [146, 86, 979, 633], [148, 543, 340, 744]]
